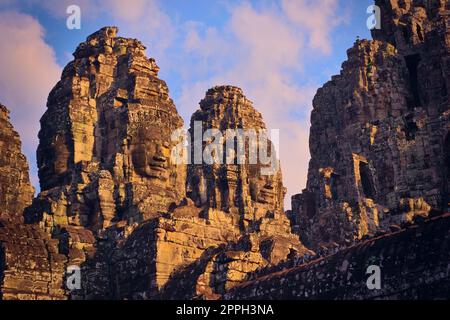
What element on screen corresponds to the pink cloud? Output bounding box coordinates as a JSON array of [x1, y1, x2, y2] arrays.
[[230, 3, 304, 72], [109, 0, 146, 21], [0, 11, 61, 187], [105, 0, 176, 69], [281, 0, 343, 55]]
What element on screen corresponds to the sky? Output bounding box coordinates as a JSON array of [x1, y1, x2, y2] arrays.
[[0, 0, 373, 209]]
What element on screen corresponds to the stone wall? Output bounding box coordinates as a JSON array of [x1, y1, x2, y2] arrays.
[[0, 222, 67, 300], [226, 212, 450, 300]]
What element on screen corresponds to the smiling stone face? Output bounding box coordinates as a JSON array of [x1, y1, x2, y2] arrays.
[[126, 121, 186, 222], [133, 128, 171, 182], [250, 173, 276, 205], [187, 86, 286, 222], [132, 126, 172, 183], [248, 163, 284, 212]]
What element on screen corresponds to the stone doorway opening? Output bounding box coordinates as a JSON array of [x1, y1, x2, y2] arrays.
[[405, 54, 422, 108], [359, 161, 375, 199]]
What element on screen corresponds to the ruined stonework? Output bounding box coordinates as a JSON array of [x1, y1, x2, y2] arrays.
[[5, 27, 187, 300], [187, 86, 286, 229], [290, 0, 450, 250], [2, 0, 450, 299], [226, 212, 450, 300], [0, 222, 68, 300], [0, 104, 34, 222], [27, 26, 186, 234], [0, 104, 66, 300], [107, 86, 308, 300], [10, 27, 303, 300]]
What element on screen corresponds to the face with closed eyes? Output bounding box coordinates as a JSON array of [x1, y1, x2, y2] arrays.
[[249, 166, 277, 206], [132, 126, 173, 183]]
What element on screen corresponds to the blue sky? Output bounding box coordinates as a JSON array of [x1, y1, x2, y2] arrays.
[[0, 0, 374, 208]]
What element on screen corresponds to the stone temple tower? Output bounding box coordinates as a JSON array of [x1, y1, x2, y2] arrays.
[[290, 0, 450, 249]]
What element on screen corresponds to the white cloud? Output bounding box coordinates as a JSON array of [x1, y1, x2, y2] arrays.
[[230, 3, 304, 72], [3, 0, 174, 57]]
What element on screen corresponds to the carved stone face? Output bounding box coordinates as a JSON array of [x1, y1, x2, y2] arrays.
[[187, 129, 285, 216], [132, 126, 173, 183], [127, 122, 186, 222], [249, 166, 277, 206], [53, 134, 70, 175]]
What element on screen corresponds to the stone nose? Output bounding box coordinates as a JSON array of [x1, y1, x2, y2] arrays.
[[153, 145, 167, 162], [264, 179, 274, 189]]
